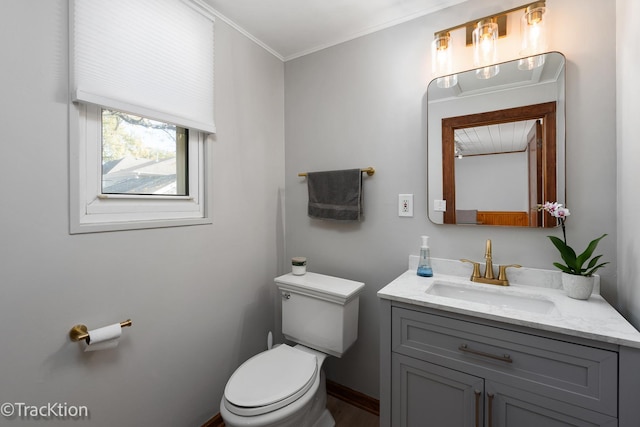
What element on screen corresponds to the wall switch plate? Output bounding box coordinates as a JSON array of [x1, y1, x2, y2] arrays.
[[399, 194, 413, 217], [434, 200, 447, 212]]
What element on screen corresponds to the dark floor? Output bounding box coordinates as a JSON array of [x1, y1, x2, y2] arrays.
[[327, 395, 380, 426]]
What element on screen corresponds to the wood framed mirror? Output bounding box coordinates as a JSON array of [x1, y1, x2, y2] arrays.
[[427, 52, 565, 227]]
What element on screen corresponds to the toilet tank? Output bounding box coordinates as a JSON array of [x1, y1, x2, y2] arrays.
[[275, 272, 365, 358]]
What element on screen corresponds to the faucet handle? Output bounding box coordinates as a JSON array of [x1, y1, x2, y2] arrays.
[[460, 259, 482, 280], [498, 264, 522, 282]]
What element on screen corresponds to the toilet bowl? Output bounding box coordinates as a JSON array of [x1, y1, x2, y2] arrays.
[[220, 344, 332, 427], [219, 272, 365, 427]]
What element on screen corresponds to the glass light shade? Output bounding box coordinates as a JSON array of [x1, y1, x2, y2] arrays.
[[431, 32, 457, 88], [472, 19, 499, 72], [436, 75, 458, 88], [519, 3, 548, 70], [518, 54, 546, 70], [475, 65, 500, 79]]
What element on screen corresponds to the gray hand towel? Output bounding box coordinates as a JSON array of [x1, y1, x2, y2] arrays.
[[456, 209, 478, 224], [307, 169, 363, 221]]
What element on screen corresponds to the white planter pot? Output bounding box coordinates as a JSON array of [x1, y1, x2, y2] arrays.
[[561, 273, 595, 300]]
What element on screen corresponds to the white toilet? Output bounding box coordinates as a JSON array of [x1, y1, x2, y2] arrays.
[[220, 272, 365, 427]]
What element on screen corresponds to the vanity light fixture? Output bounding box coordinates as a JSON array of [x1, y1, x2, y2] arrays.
[[518, 2, 548, 70], [430, 1, 548, 83], [432, 31, 457, 88], [472, 18, 500, 79]]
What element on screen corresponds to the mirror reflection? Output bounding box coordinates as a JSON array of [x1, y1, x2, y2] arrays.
[[427, 52, 566, 227]]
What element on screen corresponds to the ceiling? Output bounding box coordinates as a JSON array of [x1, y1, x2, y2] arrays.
[[454, 119, 538, 157], [202, 0, 467, 60]]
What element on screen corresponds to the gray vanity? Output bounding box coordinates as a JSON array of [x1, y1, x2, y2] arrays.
[[378, 258, 640, 427]]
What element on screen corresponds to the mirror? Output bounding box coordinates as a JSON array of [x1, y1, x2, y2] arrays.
[[427, 52, 565, 227]]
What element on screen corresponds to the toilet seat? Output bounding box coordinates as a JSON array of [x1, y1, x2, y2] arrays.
[[224, 344, 318, 417]]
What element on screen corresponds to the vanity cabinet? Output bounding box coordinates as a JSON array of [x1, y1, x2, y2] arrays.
[[393, 354, 616, 427], [380, 302, 635, 427]]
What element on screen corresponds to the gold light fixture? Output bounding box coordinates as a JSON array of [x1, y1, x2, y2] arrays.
[[432, 31, 457, 88], [518, 2, 548, 70], [472, 18, 500, 79], [430, 1, 548, 83]]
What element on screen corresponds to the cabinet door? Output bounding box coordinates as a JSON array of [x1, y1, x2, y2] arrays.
[[486, 382, 617, 427], [393, 353, 484, 427]]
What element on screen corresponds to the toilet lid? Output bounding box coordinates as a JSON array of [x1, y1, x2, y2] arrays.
[[224, 344, 318, 415]]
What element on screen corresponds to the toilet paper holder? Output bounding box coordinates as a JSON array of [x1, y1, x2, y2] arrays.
[[69, 319, 132, 343]]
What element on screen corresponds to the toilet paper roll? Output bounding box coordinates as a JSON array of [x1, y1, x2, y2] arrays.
[[83, 339, 119, 352], [83, 323, 122, 352]]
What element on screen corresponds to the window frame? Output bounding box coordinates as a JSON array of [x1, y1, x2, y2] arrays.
[[69, 103, 212, 234]]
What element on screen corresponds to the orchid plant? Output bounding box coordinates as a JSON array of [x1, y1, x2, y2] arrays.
[[539, 202, 608, 277]]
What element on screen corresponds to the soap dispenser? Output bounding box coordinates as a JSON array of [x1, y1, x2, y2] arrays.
[[417, 235, 433, 277]]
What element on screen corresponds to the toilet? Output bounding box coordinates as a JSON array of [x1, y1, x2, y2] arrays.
[[220, 272, 365, 427]]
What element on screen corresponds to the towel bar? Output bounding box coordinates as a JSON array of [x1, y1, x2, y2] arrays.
[[69, 319, 132, 342], [298, 167, 375, 177]]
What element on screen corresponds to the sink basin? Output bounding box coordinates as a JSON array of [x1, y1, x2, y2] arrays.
[[426, 280, 557, 315]]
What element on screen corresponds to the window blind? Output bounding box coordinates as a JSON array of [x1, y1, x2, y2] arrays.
[[70, 0, 216, 133]]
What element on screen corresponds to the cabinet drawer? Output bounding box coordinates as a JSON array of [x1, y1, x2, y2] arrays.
[[392, 307, 618, 417]]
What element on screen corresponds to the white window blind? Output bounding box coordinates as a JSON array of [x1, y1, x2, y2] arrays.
[[70, 0, 216, 133]]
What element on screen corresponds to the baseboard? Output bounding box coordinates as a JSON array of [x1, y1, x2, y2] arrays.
[[326, 379, 380, 416], [201, 412, 224, 427], [201, 380, 380, 426]]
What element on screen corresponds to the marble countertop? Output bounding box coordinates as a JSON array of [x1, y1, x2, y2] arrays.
[[378, 259, 640, 349]]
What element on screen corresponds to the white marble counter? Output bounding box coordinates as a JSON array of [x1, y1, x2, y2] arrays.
[[378, 258, 640, 349]]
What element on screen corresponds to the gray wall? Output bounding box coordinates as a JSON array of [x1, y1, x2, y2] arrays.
[[284, 0, 618, 398], [0, 1, 284, 426], [456, 152, 528, 211], [616, 0, 640, 327], [2, 0, 637, 425]]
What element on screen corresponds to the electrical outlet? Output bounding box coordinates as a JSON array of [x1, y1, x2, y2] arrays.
[[399, 194, 413, 217]]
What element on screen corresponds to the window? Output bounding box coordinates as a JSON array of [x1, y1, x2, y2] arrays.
[[69, 0, 215, 233], [70, 105, 210, 233], [101, 109, 189, 196]]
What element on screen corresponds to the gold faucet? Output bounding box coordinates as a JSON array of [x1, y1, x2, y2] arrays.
[[461, 239, 521, 286]]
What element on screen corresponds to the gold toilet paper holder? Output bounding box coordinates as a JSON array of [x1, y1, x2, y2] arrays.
[[69, 319, 132, 343]]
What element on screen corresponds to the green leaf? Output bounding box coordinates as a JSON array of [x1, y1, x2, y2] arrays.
[[587, 255, 603, 269], [575, 234, 607, 271], [552, 262, 571, 273], [549, 234, 608, 276], [585, 262, 610, 277], [548, 236, 577, 272]]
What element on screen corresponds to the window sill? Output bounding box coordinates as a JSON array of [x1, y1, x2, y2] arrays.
[[70, 216, 212, 234]]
